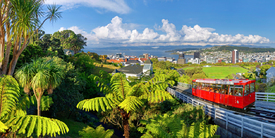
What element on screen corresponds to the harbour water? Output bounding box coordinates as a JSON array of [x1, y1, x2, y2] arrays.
[[84, 49, 194, 60]]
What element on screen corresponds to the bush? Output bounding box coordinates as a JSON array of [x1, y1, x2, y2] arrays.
[[79, 125, 114, 138]]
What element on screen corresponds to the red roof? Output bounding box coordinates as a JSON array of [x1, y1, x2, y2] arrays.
[[107, 59, 124, 63]]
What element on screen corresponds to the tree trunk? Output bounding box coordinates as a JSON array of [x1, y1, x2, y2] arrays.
[[2, 42, 12, 75], [120, 109, 130, 138], [7, 54, 19, 75], [37, 95, 41, 116]]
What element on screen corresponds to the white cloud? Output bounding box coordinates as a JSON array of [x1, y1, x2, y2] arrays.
[[58, 16, 270, 47], [44, 0, 131, 14]]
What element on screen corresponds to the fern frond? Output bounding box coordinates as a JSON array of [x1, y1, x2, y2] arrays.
[[118, 96, 144, 113], [0, 121, 8, 132], [6, 115, 69, 137], [111, 73, 131, 99], [141, 90, 173, 103], [128, 83, 148, 97], [77, 94, 118, 112], [0, 76, 20, 118]]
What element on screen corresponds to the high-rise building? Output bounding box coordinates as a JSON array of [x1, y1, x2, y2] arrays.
[[179, 53, 185, 59], [232, 49, 239, 64], [194, 52, 200, 59], [143, 53, 149, 59], [178, 52, 186, 64]]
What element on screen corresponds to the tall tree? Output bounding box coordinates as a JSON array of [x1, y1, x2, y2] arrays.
[[77, 73, 174, 138], [15, 57, 65, 116], [0, 0, 62, 75], [53, 30, 87, 54]]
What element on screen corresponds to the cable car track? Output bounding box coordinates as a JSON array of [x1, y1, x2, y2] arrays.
[[172, 86, 275, 124]]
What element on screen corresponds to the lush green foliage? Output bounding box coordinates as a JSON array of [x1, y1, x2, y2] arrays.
[[77, 73, 175, 137], [0, 75, 69, 137], [138, 104, 219, 138], [242, 72, 256, 80], [52, 30, 87, 53], [69, 52, 95, 74], [178, 75, 191, 84], [79, 125, 114, 138], [6, 115, 69, 137], [260, 65, 271, 78]]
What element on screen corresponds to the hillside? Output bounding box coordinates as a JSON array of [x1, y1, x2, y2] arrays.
[[203, 45, 275, 53]]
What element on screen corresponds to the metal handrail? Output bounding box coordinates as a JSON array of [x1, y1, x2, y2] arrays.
[[255, 92, 275, 102], [167, 88, 275, 138]]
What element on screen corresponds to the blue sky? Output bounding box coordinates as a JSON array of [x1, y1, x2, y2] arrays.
[[43, 0, 275, 48]]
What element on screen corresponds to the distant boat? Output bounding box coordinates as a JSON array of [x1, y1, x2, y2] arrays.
[[152, 46, 159, 49]]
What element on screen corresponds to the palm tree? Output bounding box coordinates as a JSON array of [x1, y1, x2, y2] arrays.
[[0, 0, 62, 75], [77, 73, 174, 138], [15, 58, 65, 116]]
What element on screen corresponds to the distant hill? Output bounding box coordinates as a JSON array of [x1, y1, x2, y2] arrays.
[[202, 45, 275, 53]]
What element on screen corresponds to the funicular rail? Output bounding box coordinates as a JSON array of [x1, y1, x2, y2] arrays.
[[167, 87, 275, 138], [255, 92, 275, 111]]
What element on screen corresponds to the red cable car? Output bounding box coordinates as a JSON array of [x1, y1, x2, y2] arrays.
[[192, 79, 256, 109]]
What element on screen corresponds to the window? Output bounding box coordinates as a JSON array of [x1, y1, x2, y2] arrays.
[[221, 85, 229, 94], [216, 84, 222, 93], [229, 85, 234, 95], [234, 85, 243, 96], [250, 83, 255, 93], [210, 84, 216, 92], [201, 83, 205, 90], [192, 82, 197, 89], [197, 83, 202, 89], [244, 84, 250, 95]]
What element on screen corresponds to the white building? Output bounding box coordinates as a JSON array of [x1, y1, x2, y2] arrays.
[[266, 67, 275, 83]]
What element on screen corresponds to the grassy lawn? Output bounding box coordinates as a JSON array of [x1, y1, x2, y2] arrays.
[[182, 66, 249, 79], [203, 66, 248, 79], [93, 62, 120, 75], [59, 118, 88, 138]]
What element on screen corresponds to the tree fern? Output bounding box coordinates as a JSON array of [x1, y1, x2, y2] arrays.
[[118, 96, 144, 113], [111, 73, 131, 99], [5, 115, 69, 137], [77, 73, 179, 138], [79, 125, 114, 138]]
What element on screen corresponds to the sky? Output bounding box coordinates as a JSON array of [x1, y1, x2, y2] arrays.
[[42, 0, 275, 48]]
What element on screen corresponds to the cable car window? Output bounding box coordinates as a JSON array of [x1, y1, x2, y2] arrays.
[[210, 84, 216, 92], [250, 83, 255, 93], [229, 85, 235, 95], [221, 85, 229, 94], [197, 83, 202, 89], [216, 84, 222, 93], [234, 85, 243, 96], [244, 84, 250, 96], [192, 82, 197, 88]]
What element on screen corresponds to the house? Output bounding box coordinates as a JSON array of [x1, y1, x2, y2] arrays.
[[125, 60, 140, 66], [266, 67, 275, 83], [113, 58, 153, 78]]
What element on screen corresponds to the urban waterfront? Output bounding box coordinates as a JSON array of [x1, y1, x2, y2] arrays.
[[84, 49, 194, 60]]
